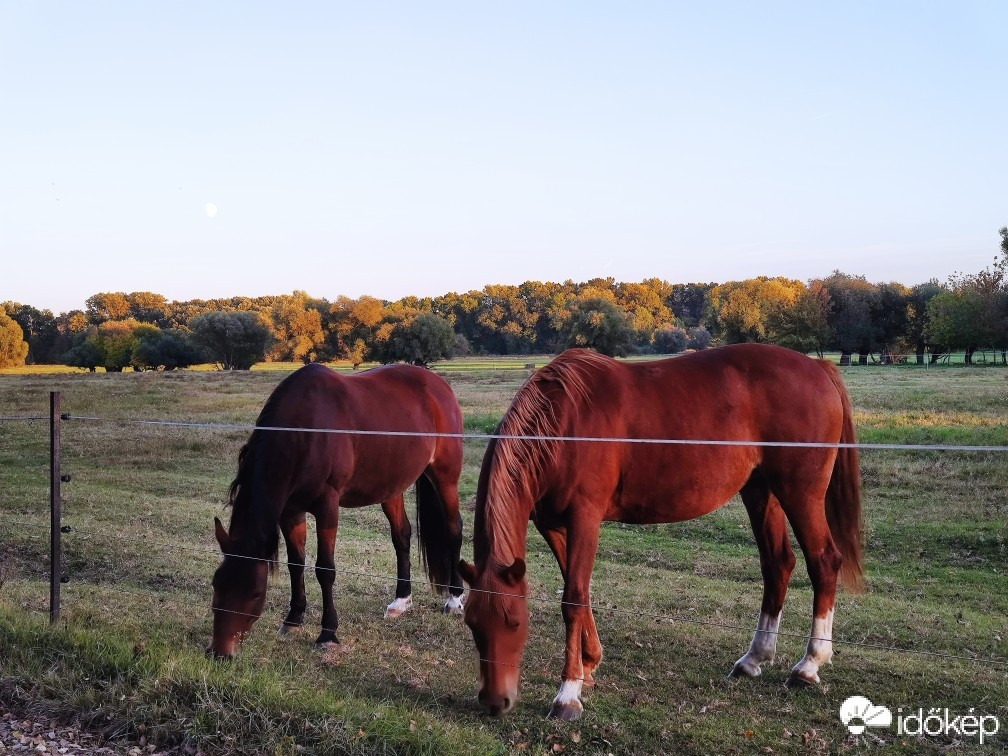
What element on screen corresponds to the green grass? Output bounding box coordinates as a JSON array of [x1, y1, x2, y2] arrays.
[[1, 362, 1007, 754]]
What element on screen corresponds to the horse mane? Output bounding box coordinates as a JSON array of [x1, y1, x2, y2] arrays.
[[224, 368, 317, 568], [482, 349, 609, 560]]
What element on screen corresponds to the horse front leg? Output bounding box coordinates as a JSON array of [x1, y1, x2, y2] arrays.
[[278, 509, 308, 635], [537, 522, 603, 689], [548, 513, 602, 721], [314, 494, 341, 647], [382, 494, 414, 619]]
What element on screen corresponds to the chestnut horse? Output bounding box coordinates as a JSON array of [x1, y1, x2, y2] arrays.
[[209, 362, 465, 659], [459, 345, 863, 719]]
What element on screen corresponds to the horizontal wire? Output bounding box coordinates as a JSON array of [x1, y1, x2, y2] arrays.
[[0, 416, 46, 423], [132, 536, 1008, 669], [8, 534, 1005, 670], [7, 516, 1005, 668], [62, 414, 1008, 452]]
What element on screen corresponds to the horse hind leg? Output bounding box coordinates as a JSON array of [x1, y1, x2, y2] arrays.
[[772, 480, 842, 687], [731, 476, 796, 679], [382, 494, 414, 619], [314, 492, 341, 647], [420, 467, 465, 614]]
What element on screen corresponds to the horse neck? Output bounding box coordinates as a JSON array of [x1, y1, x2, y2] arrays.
[[227, 454, 281, 560], [476, 473, 536, 571]]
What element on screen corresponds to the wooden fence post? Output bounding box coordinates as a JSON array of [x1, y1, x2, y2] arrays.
[[50, 391, 61, 624]]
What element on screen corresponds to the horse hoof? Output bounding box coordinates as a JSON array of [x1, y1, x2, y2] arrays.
[[385, 595, 413, 619], [443, 595, 464, 615], [315, 639, 341, 651], [729, 656, 763, 679], [277, 622, 303, 636], [785, 669, 819, 688], [547, 699, 584, 721], [315, 630, 340, 648]]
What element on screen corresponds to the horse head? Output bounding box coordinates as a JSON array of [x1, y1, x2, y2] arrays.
[[207, 516, 269, 659], [459, 557, 529, 716]]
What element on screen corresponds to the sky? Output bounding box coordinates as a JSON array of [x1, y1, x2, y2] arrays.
[[2, 2, 1006, 314]]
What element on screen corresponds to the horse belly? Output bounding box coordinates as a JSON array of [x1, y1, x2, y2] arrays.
[[604, 448, 753, 525], [337, 438, 434, 507]]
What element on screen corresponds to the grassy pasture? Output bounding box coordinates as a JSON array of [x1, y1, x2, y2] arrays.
[[0, 361, 1006, 754]]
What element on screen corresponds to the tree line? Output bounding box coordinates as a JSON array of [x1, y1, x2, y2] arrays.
[[2, 228, 1006, 370]]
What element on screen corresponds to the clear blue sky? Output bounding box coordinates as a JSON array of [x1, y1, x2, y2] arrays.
[[2, 2, 1006, 314]]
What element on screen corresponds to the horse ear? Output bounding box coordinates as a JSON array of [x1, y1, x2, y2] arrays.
[[500, 558, 526, 585], [458, 559, 477, 586], [214, 516, 231, 551]]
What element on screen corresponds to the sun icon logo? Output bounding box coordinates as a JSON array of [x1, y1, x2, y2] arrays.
[[840, 696, 893, 735]]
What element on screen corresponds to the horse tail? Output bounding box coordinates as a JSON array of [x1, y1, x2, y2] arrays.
[[415, 473, 458, 595], [817, 360, 865, 592]]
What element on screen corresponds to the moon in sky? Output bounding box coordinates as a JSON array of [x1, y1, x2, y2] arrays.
[[205, 202, 218, 218]]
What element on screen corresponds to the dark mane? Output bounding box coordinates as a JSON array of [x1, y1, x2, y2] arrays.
[[482, 349, 608, 559], [225, 367, 320, 567]]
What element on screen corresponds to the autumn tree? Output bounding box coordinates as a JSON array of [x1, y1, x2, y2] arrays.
[[85, 292, 131, 323], [265, 292, 325, 363], [126, 292, 170, 326], [706, 277, 806, 344], [327, 295, 386, 367], [1, 302, 59, 363], [0, 307, 29, 368]]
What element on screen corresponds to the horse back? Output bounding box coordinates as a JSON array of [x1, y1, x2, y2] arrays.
[[538, 345, 846, 524], [247, 363, 462, 506]]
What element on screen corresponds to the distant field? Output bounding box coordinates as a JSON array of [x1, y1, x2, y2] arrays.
[[0, 360, 1006, 754], [0, 349, 999, 377]]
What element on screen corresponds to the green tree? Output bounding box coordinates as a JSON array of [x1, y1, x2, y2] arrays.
[[376, 313, 455, 366], [63, 331, 104, 371], [820, 272, 881, 364], [687, 326, 712, 350], [189, 311, 271, 370], [563, 297, 635, 357], [0, 306, 29, 368], [652, 325, 688, 354], [766, 282, 832, 356], [131, 330, 204, 370], [96, 320, 144, 372]]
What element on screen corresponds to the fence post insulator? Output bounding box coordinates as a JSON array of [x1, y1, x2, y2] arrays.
[[60, 474, 71, 483]]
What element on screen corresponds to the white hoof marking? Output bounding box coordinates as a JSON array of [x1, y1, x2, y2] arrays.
[[791, 608, 834, 683], [384, 595, 413, 619], [733, 610, 781, 676], [553, 679, 583, 707], [443, 594, 465, 615]]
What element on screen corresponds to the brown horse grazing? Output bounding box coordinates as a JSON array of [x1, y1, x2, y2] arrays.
[[459, 344, 863, 719], [209, 362, 465, 659]]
